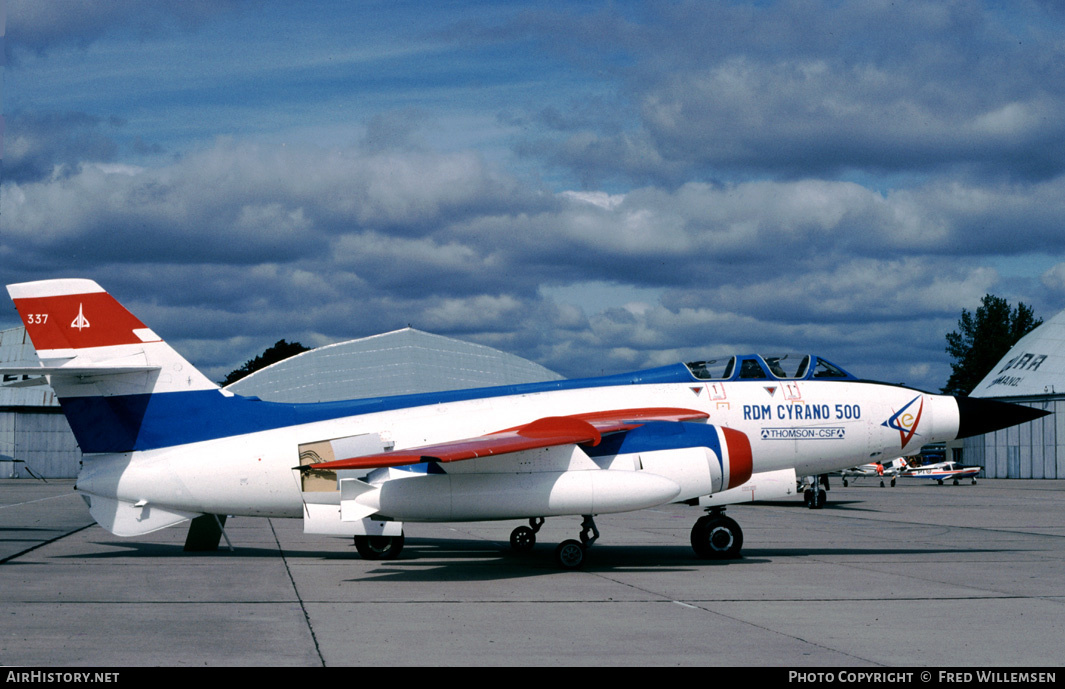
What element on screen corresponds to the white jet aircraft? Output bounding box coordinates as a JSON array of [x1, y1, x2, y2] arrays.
[[1, 280, 1047, 568]]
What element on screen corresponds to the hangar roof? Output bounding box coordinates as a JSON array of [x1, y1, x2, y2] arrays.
[[971, 307, 1065, 399], [225, 327, 563, 403]]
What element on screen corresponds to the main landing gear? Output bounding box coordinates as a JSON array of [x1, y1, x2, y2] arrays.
[[510, 515, 599, 569], [353, 533, 405, 560], [690, 508, 743, 560], [512, 510, 745, 568]]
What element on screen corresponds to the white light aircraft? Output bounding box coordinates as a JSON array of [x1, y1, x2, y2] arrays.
[[1, 280, 1047, 568], [837, 458, 909, 487], [899, 460, 982, 485]]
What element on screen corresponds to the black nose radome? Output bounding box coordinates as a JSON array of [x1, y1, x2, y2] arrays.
[[955, 396, 1051, 440]]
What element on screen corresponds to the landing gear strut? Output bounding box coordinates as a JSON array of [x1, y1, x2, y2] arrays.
[[691, 508, 743, 559], [803, 474, 828, 509]]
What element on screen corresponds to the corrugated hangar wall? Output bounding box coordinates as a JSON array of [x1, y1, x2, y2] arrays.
[[0, 411, 81, 479], [0, 326, 81, 479], [963, 305, 1065, 479], [961, 398, 1065, 479]]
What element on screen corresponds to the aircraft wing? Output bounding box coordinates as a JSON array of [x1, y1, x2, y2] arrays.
[[304, 407, 709, 471]]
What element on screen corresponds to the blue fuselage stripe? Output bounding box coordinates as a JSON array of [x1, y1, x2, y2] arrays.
[[586, 421, 724, 472], [66, 363, 700, 453]]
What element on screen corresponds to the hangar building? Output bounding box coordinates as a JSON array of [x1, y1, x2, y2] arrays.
[[963, 308, 1065, 479], [226, 327, 563, 403], [0, 326, 562, 478], [0, 327, 81, 479]]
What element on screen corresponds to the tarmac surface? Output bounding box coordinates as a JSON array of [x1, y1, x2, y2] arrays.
[[1, 477, 1063, 667]]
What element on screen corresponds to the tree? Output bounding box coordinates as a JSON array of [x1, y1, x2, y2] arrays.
[[942, 295, 1042, 396], [221, 339, 310, 386]]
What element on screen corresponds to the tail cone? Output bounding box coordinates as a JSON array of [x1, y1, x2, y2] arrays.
[[955, 396, 1050, 439]]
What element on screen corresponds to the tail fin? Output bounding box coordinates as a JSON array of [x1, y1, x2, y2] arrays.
[[5, 279, 219, 453]]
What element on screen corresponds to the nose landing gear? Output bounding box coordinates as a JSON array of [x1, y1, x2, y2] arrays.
[[509, 517, 544, 553]]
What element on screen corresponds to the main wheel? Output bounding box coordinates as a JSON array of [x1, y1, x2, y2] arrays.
[[353, 534, 405, 560], [555, 539, 585, 569], [510, 525, 536, 552], [691, 515, 743, 559]]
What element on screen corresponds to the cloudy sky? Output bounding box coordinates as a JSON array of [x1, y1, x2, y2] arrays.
[[4, 0, 1065, 390]]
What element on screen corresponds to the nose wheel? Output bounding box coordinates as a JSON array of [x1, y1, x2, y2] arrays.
[[510, 517, 544, 552]]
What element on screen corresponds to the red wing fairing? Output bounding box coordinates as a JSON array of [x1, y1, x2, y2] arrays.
[[305, 407, 710, 471]]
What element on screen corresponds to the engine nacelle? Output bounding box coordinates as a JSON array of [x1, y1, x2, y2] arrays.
[[591, 422, 752, 498], [339, 422, 754, 522], [350, 469, 683, 521]]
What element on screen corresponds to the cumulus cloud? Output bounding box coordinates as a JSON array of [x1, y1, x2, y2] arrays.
[[5, 0, 250, 57], [4, 1, 1065, 392], [4, 132, 1061, 388], [516, 2, 1065, 185], [3, 112, 121, 183]]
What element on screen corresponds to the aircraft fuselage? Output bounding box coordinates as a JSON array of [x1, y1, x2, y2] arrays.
[[75, 373, 958, 524]]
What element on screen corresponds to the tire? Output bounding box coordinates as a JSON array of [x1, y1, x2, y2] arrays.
[[510, 525, 536, 552], [353, 534, 405, 560], [691, 515, 743, 559], [555, 539, 585, 569]]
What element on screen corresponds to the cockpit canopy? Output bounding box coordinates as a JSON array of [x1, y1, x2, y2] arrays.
[[684, 354, 856, 382]]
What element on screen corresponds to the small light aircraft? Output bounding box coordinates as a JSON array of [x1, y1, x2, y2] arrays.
[[836, 457, 909, 487], [1, 280, 1047, 568], [898, 460, 982, 485]]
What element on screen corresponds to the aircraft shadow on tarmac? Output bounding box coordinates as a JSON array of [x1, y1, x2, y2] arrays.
[[744, 499, 883, 513], [0, 526, 87, 537], [55, 537, 752, 577], [753, 499, 866, 508], [38, 536, 1013, 583]]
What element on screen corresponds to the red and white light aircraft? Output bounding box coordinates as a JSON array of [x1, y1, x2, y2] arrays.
[[899, 460, 983, 485], [837, 457, 909, 487], [2, 280, 1047, 567]]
